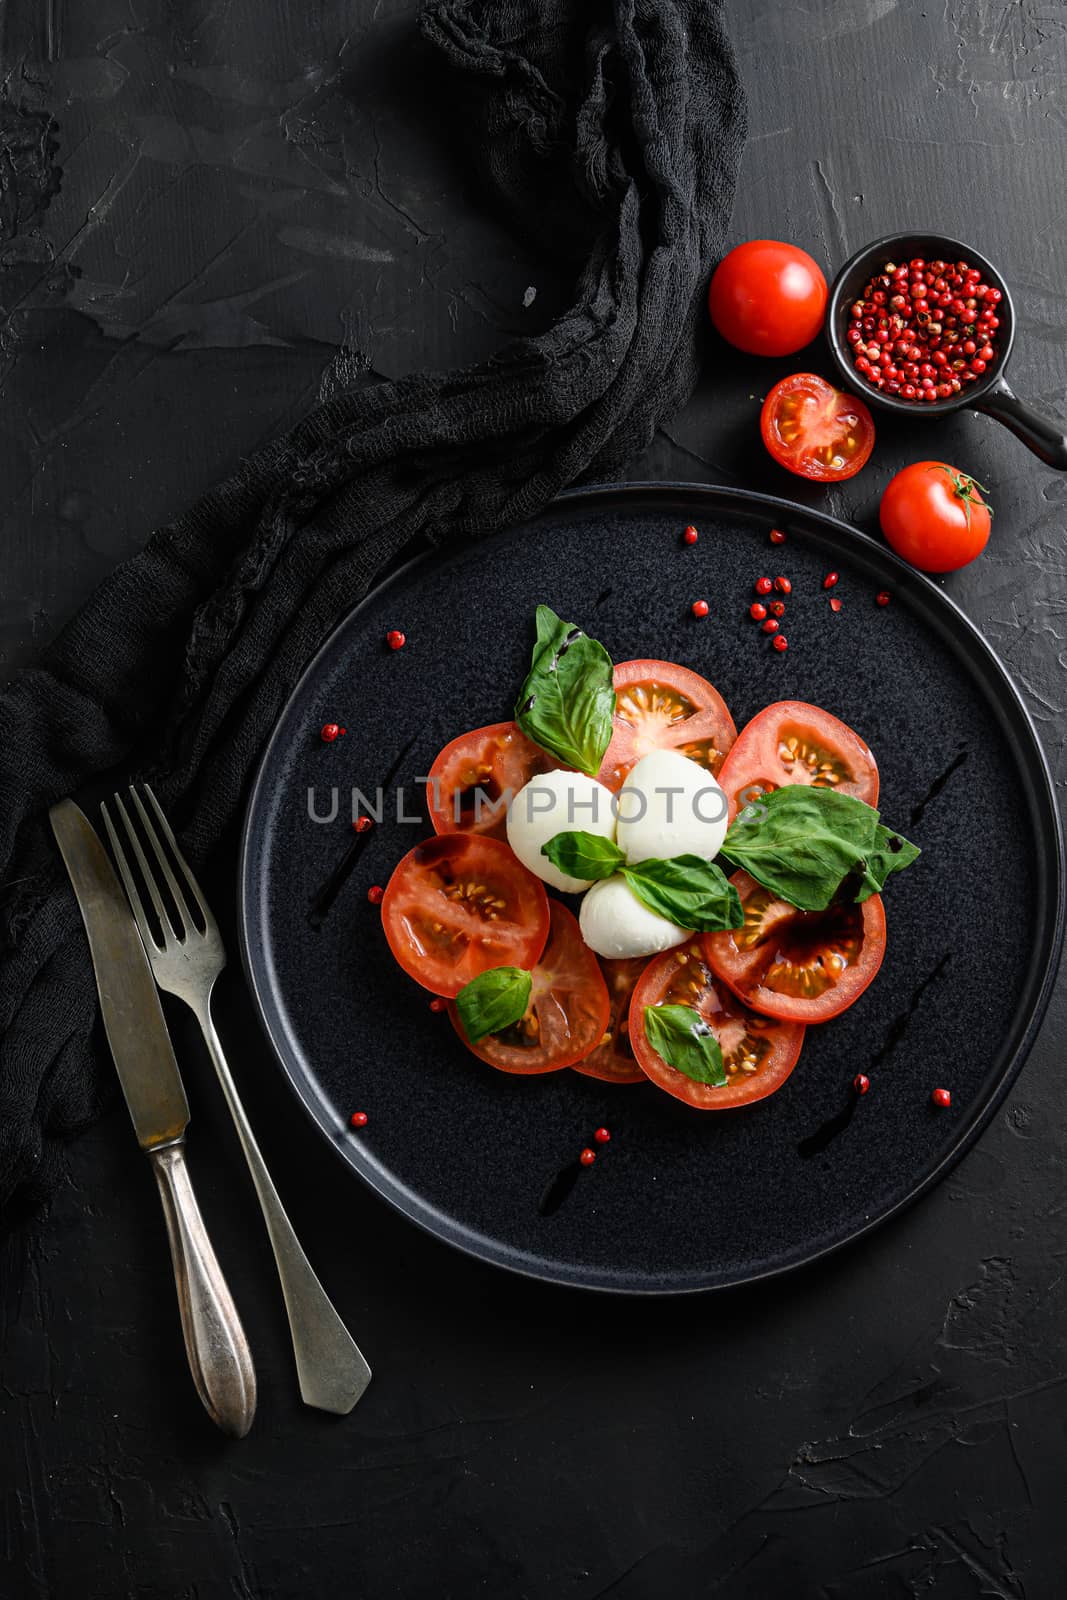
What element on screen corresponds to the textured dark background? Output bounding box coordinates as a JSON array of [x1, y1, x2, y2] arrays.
[[2, 3, 1065, 1597]]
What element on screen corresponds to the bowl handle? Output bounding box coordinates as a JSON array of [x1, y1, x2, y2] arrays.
[[973, 375, 1067, 469]]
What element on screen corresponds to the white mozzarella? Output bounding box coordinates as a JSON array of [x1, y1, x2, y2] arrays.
[[614, 749, 728, 865], [578, 874, 689, 959], [506, 769, 616, 893]]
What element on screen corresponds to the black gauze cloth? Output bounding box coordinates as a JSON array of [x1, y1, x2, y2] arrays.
[[0, 0, 745, 1212]]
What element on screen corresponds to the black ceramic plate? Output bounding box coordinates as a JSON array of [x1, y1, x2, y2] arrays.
[[238, 483, 1064, 1294]]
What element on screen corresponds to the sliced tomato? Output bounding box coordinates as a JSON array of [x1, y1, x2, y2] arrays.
[[573, 956, 650, 1084], [703, 870, 886, 1024], [761, 373, 875, 482], [427, 721, 556, 842], [597, 660, 737, 792], [382, 834, 549, 997], [716, 700, 879, 822], [449, 902, 609, 1074], [629, 941, 804, 1109]]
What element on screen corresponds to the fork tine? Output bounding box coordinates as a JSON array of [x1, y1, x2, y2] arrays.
[[127, 786, 198, 938], [102, 798, 168, 952], [140, 783, 212, 927]]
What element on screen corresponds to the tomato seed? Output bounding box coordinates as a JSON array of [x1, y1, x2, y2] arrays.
[[593, 1127, 611, 1144], [772, 635, 788, 652], [349, 1111, 369, 1128], [823, 572, 839, 589], [683, 524, 699, 544], [579, 1148, 596, 1167], [876, 591, 891, 607], [755, 576, 773, 595], [386, 629, 406, 650], [773, 576, 792, 594], [691, 599, 709, 618], [750, 602, 768, 621], [931, 1087, 952, 1108], [367, 884, 384, 905], [761, 617, 779, 634], [853, 1073, 870, 1095], [320, 722, 341, 743]]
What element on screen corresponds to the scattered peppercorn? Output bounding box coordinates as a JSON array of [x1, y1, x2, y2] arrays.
[[593, 1127, 611, 1144], [349, 1111, 369, 1128], [579, 1148, 596, 1167], [755, 576, 773, 596], [853, 1074, 870, 1096], [772, 635, 788, 652], [823, 572, 839, 589], [770, 527, 786, 544], [691, 599, 709, 618], [931, 1087, 952, 1108], [367, 884, 384, 905], [876, 591, 891, 607], [386, 629, 406, 650], [683, 524, 699, 545], [320, 722, 341, 743]]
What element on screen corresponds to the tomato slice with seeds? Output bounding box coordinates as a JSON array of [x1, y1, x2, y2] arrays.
[[596, 660, 737, 792], [382, 834, 550, 997], [716, 700, 879, 823], [573, 956, 650, 1084], [760, 373, 875, 482], [703, 870, 886, 1024], [448, 901, 610, 1074], [629, 941, 805, 1109], [427, 721, 557, 842]]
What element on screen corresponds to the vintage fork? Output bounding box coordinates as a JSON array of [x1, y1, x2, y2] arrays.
[[102, 784, 372, 1415]]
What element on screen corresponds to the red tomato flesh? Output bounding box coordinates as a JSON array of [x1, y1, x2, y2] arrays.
[[382, 834, 549, 997], [761, 373, 875, 481], [703, 870, 887, 1024], [629, 941, 805, 1110], [708, 240, 828, 357], [573, 955, 650, 1084], [716, 700, 879, 823], [597, 659, 737, 792], [449, 901, 610, 1074], [427, 721, 556, 842]]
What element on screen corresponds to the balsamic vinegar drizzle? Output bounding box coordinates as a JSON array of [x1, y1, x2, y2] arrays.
[[307, 733, 418, 927]]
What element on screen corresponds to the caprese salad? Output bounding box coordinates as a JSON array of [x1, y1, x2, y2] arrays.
[[378, 606, 919, 1109]]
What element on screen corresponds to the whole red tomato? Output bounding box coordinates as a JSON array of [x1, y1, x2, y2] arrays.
[[708, 240, 828, 356], [879, 461, 992, 573]]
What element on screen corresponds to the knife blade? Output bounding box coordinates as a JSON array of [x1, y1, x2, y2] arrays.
[[49, 799, 257, 1436], [49, 798, 189, 1149]]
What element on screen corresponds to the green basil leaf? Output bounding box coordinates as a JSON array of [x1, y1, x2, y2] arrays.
[[514, 605, 616, 776], [542, 830, 625, 881], [455, 966, 532, 1044], [622, 855, 744, 932], [642, 1005, 727, 1087], [721, 786, 882, 911], [854, 824, 921, 901]]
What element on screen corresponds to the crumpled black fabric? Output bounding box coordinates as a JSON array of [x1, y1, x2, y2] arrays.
[[0, 0, 745, 1214]]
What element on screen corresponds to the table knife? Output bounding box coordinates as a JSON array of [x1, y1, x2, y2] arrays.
[[49, 799, 257, 1438]]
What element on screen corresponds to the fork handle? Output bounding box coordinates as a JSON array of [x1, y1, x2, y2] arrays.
[[194, 1004, 372, 1415], [149, 1140, 257, 1437]]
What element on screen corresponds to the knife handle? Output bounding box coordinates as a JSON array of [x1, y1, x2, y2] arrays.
[[149, 1140, 257, 1438]]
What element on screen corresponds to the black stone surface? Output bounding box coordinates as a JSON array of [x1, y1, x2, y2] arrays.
[[3, 3, 1067, 1596]]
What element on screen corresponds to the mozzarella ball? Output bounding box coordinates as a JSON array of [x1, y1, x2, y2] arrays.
[[615, 749, 728, 865], [579, 874, 689, 959], [507, 769, 616, 893]]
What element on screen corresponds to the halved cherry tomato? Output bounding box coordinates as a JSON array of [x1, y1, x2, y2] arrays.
[[761, 373, 875, 481], [597, 660, 737, 792], [573, 956, 649, 1084], [880, 461, 991, 573], [629, 941, 804, 1109], [426, 721, 557, 842], [382, 834, 549, 997], [448, 902, 609, 1074], [703, 870, 886, 1024], [716, 700, 879, 823], [708, 241, 828, 357]]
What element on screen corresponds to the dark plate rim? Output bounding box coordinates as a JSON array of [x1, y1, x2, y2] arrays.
[[237, 480, 1066, 1295]]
